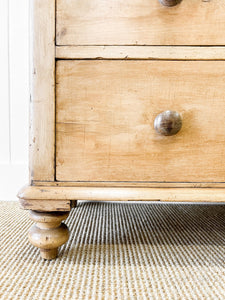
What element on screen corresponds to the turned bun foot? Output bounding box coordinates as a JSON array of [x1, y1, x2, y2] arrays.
[[28, 211, 70, 260]]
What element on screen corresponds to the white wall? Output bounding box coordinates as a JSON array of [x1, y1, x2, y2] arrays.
[[0, 0, 29, 200]]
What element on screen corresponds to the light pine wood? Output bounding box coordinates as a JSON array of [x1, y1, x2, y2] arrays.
[[18, 0, 225, 261], [18, 185, 225, 203], [56, 0, 225, 45], [32, 181, 225, 188], [56, 60, 225, 182], [28, 211, 70, 259], [56, 46, 225, 60], [29, 0, 55, 181], [19, 199, 71, 212]]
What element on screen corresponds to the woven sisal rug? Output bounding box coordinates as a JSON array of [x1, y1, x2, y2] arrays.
[[1, 201, 225, 300]]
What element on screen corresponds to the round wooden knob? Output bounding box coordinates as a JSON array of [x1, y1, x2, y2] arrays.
[[154, 110, 182, 136], [158, 0, 182, 7]]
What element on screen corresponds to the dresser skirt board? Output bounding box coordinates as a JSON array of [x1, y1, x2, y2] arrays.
[[18, 0, 225, 259]]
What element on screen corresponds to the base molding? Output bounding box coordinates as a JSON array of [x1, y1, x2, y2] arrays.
[[19, 198, 71, 211], [18, 185, 225, 206]]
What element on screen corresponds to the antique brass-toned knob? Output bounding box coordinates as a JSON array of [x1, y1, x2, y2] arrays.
[[154, 110, 182, 136], [158, 0, 182, 7]]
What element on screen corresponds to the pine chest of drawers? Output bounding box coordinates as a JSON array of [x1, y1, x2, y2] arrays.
[[18, 0, 225, 259]]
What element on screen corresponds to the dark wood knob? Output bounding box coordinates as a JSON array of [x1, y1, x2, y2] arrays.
[[158, 0, 182, 7], [154, 110, 182, 136]]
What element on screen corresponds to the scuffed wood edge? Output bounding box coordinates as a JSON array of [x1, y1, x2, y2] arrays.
[[56, 46, 225, 60], [29, 0, 55, 181], [32, 181, 225, 188], [19, 198, 71, 212], [18, 185, 225, 203]]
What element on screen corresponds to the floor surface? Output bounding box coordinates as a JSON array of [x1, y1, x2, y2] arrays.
[[1, 201, 225, 300]]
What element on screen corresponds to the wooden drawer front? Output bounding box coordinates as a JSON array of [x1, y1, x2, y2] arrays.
[[56, 60, 225, 182], [56, 0, 225, 46]]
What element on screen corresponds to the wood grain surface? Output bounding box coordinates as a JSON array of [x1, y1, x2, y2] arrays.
[[19, 199, 71, 212], [56, 46, 225, 60], [56, 0, 225, 45], [28, 211, 70, 259], [31, 181, 225, 188], [18, 185, 225, 203], [29, 0, 55, 181], [56, 60, 225, 182]]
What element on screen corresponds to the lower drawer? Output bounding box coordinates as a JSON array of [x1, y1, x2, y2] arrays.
[[56, 60, 225, 182]]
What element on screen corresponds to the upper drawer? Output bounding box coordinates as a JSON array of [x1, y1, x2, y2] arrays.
[[56, 0, 225, 46]]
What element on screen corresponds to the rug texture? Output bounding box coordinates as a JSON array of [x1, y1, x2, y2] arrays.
[[1, 201, 225, 300]]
